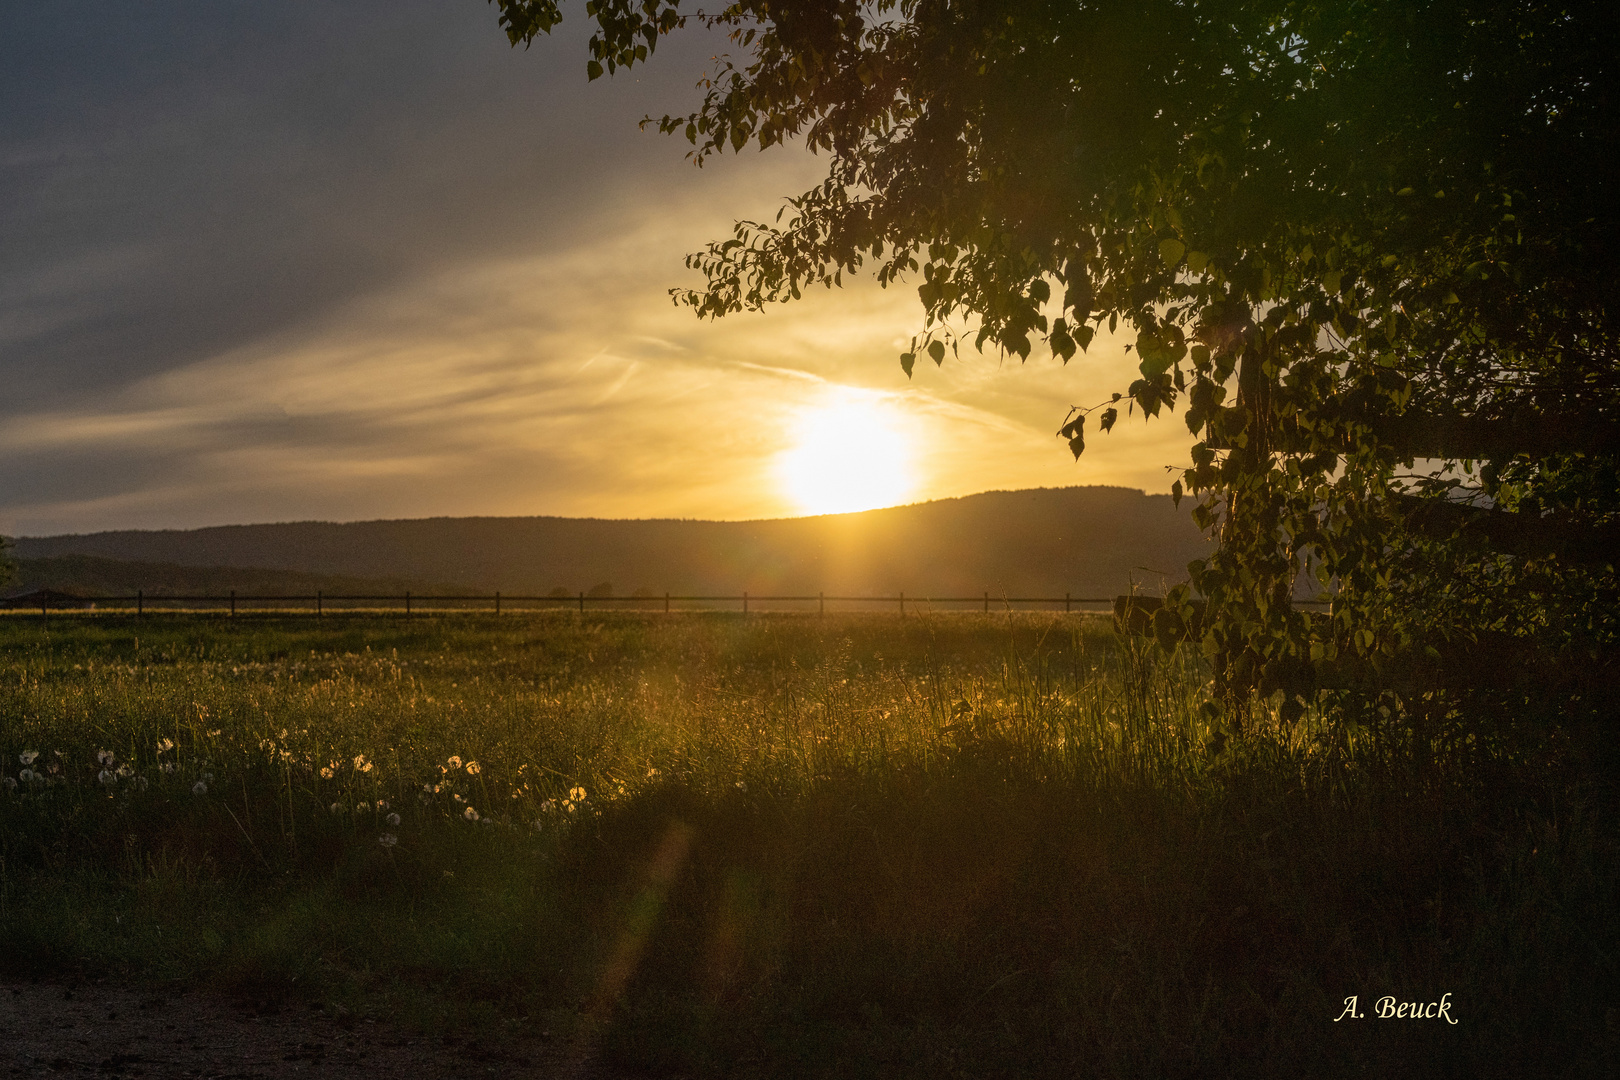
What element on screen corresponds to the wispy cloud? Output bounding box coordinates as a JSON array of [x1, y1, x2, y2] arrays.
[[0, 2, 1192, 536]]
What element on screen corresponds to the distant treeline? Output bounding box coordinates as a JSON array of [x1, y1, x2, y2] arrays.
[[8, 554, 456, 598], [11, 487, 1210, 599]]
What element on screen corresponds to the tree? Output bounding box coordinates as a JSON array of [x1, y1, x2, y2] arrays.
[[493, 1, 1620, 733]]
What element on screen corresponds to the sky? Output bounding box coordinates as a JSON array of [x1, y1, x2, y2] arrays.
[[1, 0, 1194, 537]]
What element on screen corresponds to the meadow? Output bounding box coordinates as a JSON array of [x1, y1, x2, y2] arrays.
[[1, 611, 1613, 1078]]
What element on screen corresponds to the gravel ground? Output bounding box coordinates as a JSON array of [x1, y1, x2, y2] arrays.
[[0, 981, 636, 1080]]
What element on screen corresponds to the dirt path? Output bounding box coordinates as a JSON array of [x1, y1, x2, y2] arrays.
[[1, 981, 633, 1079]]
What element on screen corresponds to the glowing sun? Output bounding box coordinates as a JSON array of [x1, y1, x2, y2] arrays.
[[777, 392, 917, 516]]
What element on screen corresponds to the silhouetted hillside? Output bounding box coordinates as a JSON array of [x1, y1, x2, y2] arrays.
[[7, 555, 456, 598], [12, 487, 1209, 598]]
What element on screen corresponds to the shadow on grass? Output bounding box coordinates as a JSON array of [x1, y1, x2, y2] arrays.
[[5, 747, 1615, 1079]]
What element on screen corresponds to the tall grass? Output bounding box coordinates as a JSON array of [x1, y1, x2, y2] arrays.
[[0, 612, 1613, 1078]]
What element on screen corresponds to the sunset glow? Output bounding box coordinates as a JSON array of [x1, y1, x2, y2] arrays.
[[777, 392, 917, 516]]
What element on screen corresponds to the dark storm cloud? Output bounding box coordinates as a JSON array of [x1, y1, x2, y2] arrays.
[[0, 0, 716, 409]]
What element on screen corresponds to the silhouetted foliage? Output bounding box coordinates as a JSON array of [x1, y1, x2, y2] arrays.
[[493, 0, 1620, 730]]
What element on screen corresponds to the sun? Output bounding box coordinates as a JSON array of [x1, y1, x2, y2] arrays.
[[777, 391, 917, 516]]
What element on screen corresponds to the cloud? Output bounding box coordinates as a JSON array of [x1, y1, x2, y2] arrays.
[[0, 1, 1193, 536]]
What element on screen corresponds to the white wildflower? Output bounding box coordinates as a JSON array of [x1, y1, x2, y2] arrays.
[[156, 738, 174, 753], [96, 749, 115, 766], [447, 756, 462, 769], [376, 799, 389, 811], [465, 760, 481, 776], [353, 754, 373, 773], [192, 781, 208, 795], [116, 764, 133, 778], [463, 806, 479, 822], [569, 786, 587, 803], [386, 812, 400, 826], [735, 781, 748, 792], [355, 802, 370, 814], [2, 777, 15, 791], [19, 750, 38, 766]]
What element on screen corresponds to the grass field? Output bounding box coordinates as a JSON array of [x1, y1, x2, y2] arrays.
[[1, 612, 1614, 1077]]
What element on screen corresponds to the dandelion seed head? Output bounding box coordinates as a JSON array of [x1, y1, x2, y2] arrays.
[[19, 750, 38, 766], [386, 812, 400, 826], [447, 756, 462, 769], [18, 768, 36, 783], [378, 834, 398, 848], [463, 806, 479, 822], [96, 749, 114, 766], [465, 761, 481, 775], [354, 754, 373, 773], [2, 777, 15, 791], [192, 781, 208, 795]]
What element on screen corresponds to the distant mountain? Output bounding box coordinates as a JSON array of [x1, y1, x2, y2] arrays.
[[11, 487, 1210, 598], [6, 554, 455, 599]]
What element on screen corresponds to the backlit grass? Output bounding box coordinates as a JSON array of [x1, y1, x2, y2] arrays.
[[1, 612, 1614, 1077]]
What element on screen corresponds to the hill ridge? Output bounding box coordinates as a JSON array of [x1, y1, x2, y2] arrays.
[[12, 486, 1208, 598]]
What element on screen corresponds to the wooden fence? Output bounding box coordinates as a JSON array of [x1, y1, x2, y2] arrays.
[[3, 589, 1132, 618]]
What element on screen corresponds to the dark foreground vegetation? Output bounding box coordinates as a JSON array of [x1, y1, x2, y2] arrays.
[[1, 613, 1614, 1077]]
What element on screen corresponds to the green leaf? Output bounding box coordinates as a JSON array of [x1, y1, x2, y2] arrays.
[[586, 59, 604, 80], [1159, 238, 1186, 266], [900, 352, 915, 377], [928, 340, 946, 364]]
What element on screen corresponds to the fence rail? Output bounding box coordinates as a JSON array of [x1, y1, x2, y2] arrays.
[[2, 588, 1334, 619], [4, 588, 1141, 617]]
